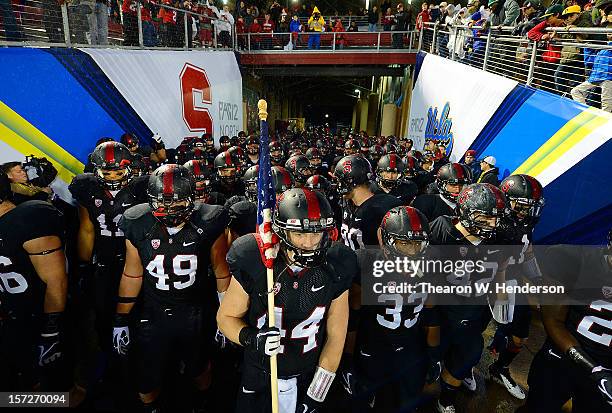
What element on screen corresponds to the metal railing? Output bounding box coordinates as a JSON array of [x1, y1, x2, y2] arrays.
[[420, 21, 612, 112], [236, 30, 418, 52], [0, 0, 234, 50]]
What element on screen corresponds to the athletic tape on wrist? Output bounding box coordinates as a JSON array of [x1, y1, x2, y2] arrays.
[[522, 257, 543, 280], [307, 366, 336, 402]]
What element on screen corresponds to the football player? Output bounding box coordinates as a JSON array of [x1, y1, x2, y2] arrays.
[[121, 132, 166, 166], [372, 154, 419, 204], [305, 148, 327, 176], [305, 174, 342, 234], [487, 174, 546, 400], [211, 150, 245, 197], [0, 173, 67, 389], [218, 188, 356, 413], [520, 233, 612, 412], [246, 136, 260, 166], [334, 155, 402, 251], [285, 155, 314, 188], [113, 164, 230, 412], [398, 137, 414, 155], [219, 135, 232, 152], [429, 183, 511, 413], [270, 141, 286, 167], [412, 163, 472, 222], [343, 206, 441, 412], [184, 159, 226, 205], [69, 142, 149, 357]]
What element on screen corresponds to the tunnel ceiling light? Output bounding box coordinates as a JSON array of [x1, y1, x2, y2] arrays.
[[325, 114, 329, 118]]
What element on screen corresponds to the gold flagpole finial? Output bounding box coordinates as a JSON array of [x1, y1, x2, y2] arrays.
[[258, 99, 268, 121]]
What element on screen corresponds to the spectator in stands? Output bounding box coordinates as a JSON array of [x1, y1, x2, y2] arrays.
[[554, 5, 586, 95], [571, 21, 612, 111], [141, 0, 158, 46], [528, 4, 566, 91], [270, 1, 282, 28], [333, 18, 346, 49], [477, 155, 500, 186], [307, 6, 325, 49], [467, 0, 480, 14], [368, 5, 379, 31], [513, 0, 544, 36], [467, 4, 491, 66], [487, 0, 504, 26], [348, 20, 359, 31], [2, 162, 52, 205], [448, 7, 468, 58], [383, 7, 395, 30], [85, 0, 109, 45], [394, 2, 408, 48], [236, 16, 246, 48], [244, 6, 254, 27], [197, 1, 214, 47], [158, 0, 179, 46], [416, 3, 430, 34], [502, 0, 520, 26], [236, 0, 248, 20], [213, 4, 235, 48], [249, 17, 262, 49], [122, 0, 139, 46], [290, 14, 301, 46], [262, 12, 274, 49], [279, 13, 289, 46]]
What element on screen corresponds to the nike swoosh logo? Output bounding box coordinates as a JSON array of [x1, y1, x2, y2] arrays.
[[354, 218, 362, 222], [121, 203, 131, 207], [311, 285, 325, 292], [183, 241, 195, 247], [487, 250, 501, 254], [242, 387, 256, 394], [359, 349, 371, 357], [599, 379, 612, 399], [548, 349, 562, 359]]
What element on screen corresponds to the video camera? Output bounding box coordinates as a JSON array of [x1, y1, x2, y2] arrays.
[[23, 155, 58, 187]]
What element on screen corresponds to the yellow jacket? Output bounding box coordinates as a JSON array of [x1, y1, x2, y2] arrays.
[[308, 6, 325, 32]]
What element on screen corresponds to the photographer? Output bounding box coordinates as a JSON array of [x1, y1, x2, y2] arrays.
[[1, 161, 53, 205]]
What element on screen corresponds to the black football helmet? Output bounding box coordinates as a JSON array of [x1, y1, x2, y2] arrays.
[[184, 159, 214, 200], [90, 141, 133, 190], [376, 154, 406, 189], [403, 155, 421, 178], [191, 135, 206, 149], [214, 151, 238, 184], [228, 146, 249, 175], [188, 148, 208, 161], [120, 133, 139, 151], [305, 174, 332, 198], [130, 153, 148, 177], [219, 135, 231, 151], [273, 188, 335, 268], [333, 155, 372, 195], [271, 166, 293, 195], [380, 206, 430, 258], [203, 133, 215, 151], [436, 163, 473, 202], [369, 144, 384, 165], [242, 164, 259, 202], [147, 164, 195, 227], [499, 174, 545, 229], [344, 139, 360, 155], [305, 147, 322, 168], [316, 139, 329, 156], [457, 183, 507, 239], [335, 138, 345, 155], [384, 143, 398, 154], [246, 136, 259, 155], [285, 155, 313, 185], [269, 141, 285, 165]]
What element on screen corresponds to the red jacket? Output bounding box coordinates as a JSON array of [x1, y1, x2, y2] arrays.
[[527, 20, 549, 42], [416, 11, 430, 30], [262, 19, 275, 33], [249, 22, 262, 33], [122, 0, 137, 15]]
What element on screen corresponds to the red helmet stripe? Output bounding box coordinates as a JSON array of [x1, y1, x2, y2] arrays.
[[452, 163, 464, 180], [163, 166, 175, 196], [193, 161, 201, 177], [105, 143, 115, 164], [389, 154, 397, 169], [225, 150, 231, 166], [524, 175, 541, 200], [302, 188, 321, 220], [405, 207, 423, 232], [491, 186, 506, 209], [312, 175, 320, 185]]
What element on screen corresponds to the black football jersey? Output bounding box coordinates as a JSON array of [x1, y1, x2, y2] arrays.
[[340, 194, 402, 251], [0, 201, 64, 318], [69, 174, 148, 262], [540, 245, 612, 366], [498, 225, 535, 281], [355, 249, 428, 352], [227, 234, 357, 378], [371, 181, 419, 205], [429, 215, 507, 319], [227, 199, 257, 237], [411, 194, 456, 222], [209, 178, 245, 199], [120, 203, 228, 305], [413, 171, 435, 194]]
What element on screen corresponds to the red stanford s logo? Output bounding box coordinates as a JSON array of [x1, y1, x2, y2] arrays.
[[180, 63, 213, 134]]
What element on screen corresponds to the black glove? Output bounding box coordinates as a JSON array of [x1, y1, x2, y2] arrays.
[[296, 394, 322, 413], [112, 313, 130, 356], [591, 367, 612, 406], [339, 353, 356, 396], [425, 345, 442, 384], [38, 312, 62, 367], [239, 326, 281, 357]]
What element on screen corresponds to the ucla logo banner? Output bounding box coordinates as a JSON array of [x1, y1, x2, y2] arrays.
[[425, 102, 454, 158]]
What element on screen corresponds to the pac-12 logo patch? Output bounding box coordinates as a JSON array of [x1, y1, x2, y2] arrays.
[[273, 282, 281, 295], [151, 239, 160, 250], [94, 199, 102, 208]]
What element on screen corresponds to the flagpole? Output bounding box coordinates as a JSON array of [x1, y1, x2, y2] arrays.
[[258, 99, 279, 413]]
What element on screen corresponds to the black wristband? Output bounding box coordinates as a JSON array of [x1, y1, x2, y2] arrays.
[[239, 326, 257, 347], [114, 313, 130, 327], [567, 346, 597, 374], [117, 296, 138, 303], [41, 312, 62, 336]]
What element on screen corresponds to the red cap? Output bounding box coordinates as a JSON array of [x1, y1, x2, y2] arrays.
[[465, 149, 476, 157]]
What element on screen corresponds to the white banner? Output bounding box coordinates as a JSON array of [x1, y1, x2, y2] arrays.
[[83, 49, 243, 148], [407, 53, 517, 162]]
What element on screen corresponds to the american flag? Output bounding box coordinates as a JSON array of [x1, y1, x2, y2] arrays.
[[256, 113, 278, 268]]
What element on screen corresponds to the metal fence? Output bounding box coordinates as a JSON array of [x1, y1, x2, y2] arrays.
[[0, 0, 233, 49], [236, 30, 418, 52], [420, 22, 612, 112]]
